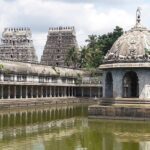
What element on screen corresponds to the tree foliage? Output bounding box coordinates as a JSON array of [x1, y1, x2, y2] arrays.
[[80, 26, 123, 68], [65, 46, 79, 68]]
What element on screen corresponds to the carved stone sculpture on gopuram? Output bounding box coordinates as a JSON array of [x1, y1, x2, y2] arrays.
[[0, 27, 38, 63], [104, 7, 150, 63], [41, 26, 78, 67]]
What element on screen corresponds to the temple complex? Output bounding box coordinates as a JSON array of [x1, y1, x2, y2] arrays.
[[0, 28, 38, 63], [0, 26, 102, 100], [41, 26, 78, 67]]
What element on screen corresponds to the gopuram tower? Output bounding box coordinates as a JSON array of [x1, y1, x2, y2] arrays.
[[41, 26, 78, 67], [0, 28, 38, 63]]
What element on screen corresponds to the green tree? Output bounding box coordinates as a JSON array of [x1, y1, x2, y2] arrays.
[[97, 26, 123, 55], [80, 26, 123, 68], [65, 46, 79, 68], [80, 34, 103, 68]]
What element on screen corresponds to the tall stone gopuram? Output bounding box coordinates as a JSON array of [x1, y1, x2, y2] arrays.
[[0, 28, 38, 63], [41, 26, 78, 67]]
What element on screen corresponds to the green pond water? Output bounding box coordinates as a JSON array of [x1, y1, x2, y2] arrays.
[[0, 104, 149, 150]]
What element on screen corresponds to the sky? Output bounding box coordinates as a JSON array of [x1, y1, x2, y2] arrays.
[[0, 0, 150, 60]]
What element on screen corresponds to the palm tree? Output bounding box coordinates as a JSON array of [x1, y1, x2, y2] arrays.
[[65, 47, 79, 68], [86, 35, 97, 48]]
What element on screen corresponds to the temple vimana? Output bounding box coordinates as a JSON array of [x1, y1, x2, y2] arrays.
[[41, 26, 78, 67], [0, 26, 78, 66], [0, 28, 38, 63]]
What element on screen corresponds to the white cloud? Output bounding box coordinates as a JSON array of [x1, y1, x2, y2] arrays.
[[0, 0, 149, 61], [32, 32, 47, 61]]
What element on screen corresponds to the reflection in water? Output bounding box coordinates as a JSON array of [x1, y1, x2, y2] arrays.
[[0, 105, 150, 150]]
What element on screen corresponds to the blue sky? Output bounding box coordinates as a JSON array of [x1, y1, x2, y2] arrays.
[[0, 0, 149, 60]]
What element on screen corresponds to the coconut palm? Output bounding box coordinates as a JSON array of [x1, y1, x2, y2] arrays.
[[65, 47, 79, 68]]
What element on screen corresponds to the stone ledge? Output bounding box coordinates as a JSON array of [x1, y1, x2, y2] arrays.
[[88, 104, 150, 120], [99, 62, 150, 69]]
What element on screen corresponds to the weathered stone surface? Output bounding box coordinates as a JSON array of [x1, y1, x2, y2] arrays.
[[103, 69, 150, 99], [104, 8, 150, 63], [88, 105, 150, 120], [0, 28, 38, 63], [100, 9, 150, 99], [0, 59, 84, 77], [100, 62, 150, 69], [41, 26, 78, 67]]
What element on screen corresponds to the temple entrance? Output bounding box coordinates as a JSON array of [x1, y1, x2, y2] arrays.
[[105, 72, 113, 97], [123, 71, 139, 98]]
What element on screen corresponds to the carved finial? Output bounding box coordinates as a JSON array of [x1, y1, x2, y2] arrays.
[[136, 7, 141, 24]]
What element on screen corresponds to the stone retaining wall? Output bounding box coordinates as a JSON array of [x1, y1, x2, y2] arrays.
[[88, 105, 150, 120], [0, 97, 97, 109]]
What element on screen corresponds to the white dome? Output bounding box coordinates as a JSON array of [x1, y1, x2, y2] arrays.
[[104, 8, 150, 63]]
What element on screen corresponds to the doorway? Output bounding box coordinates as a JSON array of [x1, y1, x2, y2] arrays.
[[123, 71, 139, 98], [105, 72, 113, 98]]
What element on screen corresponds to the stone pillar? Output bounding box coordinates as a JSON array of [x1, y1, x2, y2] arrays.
[[50, 86, 52, 97], [1, 85, 3, 99], [66, 87, 68, 97], [64, 87, 66, 97], [102, 71, 106, 97], [82, 87, 84, 97], [26, 86, 28, 99], [112, 70, 124, 98], [46, 86, 48, 98], [20, 85, 22, 99], [74, 88, 76, 97], [41, 86, 43, 98], [8, 85, 10, 99], [36, 86, 38, 98], [31, 86, 33, 98], [14, 86, 16, 99], [54, 86, 56, 97], [72, 87, 74, 97], [68, 87, 70, 97], [61, 87, 63, 97], [98, 87, 100, 98], [70, 87, 72, 97], [90, 87, 92, 98], [58, 87, 59, 97]]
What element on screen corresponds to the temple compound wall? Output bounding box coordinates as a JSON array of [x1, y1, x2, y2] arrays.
[[0, 28, 38, 63], [41, 26, 78, 67]]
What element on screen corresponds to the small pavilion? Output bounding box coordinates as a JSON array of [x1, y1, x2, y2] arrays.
[[100, 8, 150, 100]]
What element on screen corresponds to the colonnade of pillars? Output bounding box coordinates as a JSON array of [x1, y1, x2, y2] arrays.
[[0, 85, 77, 99], [76, 87, 103, 98]]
